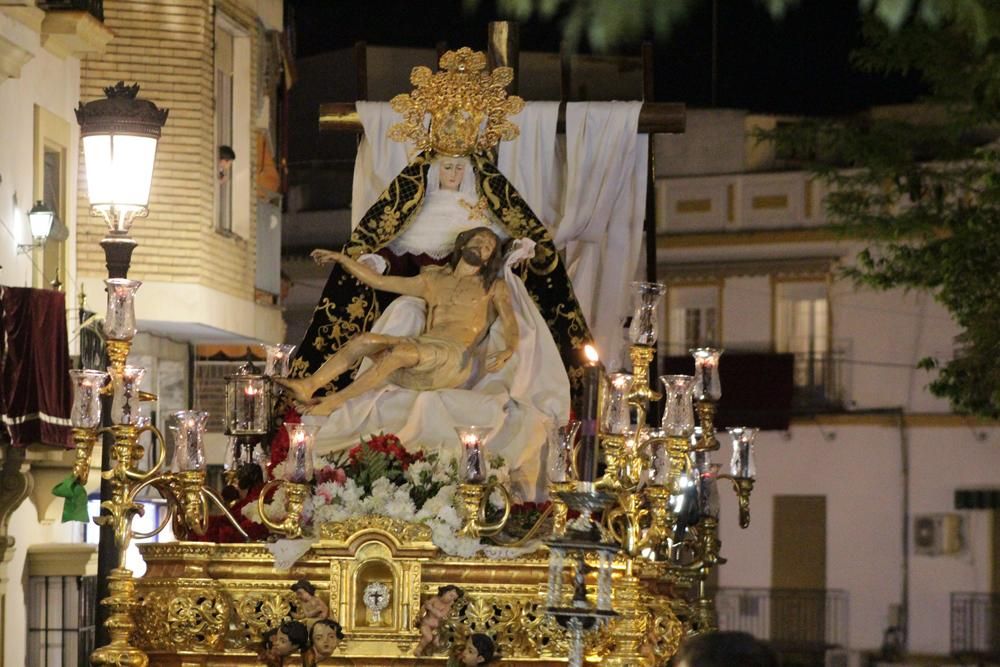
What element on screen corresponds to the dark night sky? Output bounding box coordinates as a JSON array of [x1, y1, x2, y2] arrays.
[[289, 0, 924, 115]]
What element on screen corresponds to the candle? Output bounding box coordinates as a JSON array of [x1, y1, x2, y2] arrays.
[[244, 384, 258, 431], [461, 432, 485, 483], [577, 344, 604, 482]]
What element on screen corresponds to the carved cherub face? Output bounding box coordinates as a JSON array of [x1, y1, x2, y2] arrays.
[[311, 622, 340, 657], [438, 157, 466, 191], [271, 629, 293, 656], [295, 588, 312, 603], [441, 588, 461, 605], [459, 639, 485, 666]]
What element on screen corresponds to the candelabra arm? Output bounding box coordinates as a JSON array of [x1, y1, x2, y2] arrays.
[[487, 503, 552, 548], [256, 479, 309, 539], [72, 427, 99, 485], [203, 486, 250, 539], [123, 424, 167, 482], [718, 475, 755, 529]]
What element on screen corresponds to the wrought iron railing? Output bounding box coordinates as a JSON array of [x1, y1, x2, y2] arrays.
[[951, 592, 1000, 658], [37, 0, 103, 21], [791, 349, 846, 412], [716, 587, 849, 648]]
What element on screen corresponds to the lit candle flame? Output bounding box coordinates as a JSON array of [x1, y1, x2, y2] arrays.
[[584, 344, 599, 364]]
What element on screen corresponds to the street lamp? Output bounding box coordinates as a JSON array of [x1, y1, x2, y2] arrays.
[[17, 201, 55, 253], [76, 81, 168, 278]]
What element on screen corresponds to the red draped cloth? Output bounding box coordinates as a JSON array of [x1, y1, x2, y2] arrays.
[[0, 287, 73, 447]]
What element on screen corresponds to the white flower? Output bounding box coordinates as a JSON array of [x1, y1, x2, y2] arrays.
[[416, 485, 456, 521], [405, 459, 432, 484]]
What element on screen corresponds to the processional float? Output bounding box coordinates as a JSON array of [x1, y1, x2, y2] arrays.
[[67, 50, 758, 666]]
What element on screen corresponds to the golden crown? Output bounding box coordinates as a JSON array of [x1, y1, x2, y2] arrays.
[[389, 48, 525, 157]]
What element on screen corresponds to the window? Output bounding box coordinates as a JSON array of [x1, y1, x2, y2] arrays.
[[25, 545, 100, 667], [34, 105, 70, 289], [774, 280, 832, 403], [215, 14, 251, 237], [665, 284, 721, 356]]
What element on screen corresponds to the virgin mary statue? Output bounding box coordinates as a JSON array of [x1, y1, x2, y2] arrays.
[[287, 49, 592, 493]]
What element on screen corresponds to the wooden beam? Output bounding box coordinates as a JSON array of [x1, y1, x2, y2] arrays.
[[318, 101, 686, 134], [487, 21, 519, 94]]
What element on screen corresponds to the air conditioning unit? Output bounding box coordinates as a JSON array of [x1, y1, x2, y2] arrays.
[[913, 513, 963, 556]]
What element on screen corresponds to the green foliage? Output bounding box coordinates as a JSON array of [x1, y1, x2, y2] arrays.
[[464, 0, 994, 52], [763, 2, 1000, 418]]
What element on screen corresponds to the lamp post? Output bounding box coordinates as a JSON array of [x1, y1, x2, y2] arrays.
[[76, 82, 167, 656]]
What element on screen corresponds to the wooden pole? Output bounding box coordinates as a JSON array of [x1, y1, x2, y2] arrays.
[[642, 41, 662, 421], [487, 21, 519, 94]]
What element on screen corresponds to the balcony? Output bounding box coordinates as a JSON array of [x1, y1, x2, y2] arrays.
[[36, 0, 111, 58], [951, 592, 1000, 660], [718, 587, 849, 665], [791, 349, 847, 414], [37, 0, 102, 21]]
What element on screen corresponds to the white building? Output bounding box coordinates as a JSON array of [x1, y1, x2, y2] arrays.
[[655, 109, 1000, 661]]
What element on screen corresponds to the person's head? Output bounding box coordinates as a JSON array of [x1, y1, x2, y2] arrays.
[[450, 228, 503, 288], [436, 155, 469, 191], [459, 633, 498, 666], [673, 631, 779, 667], [218, 145, 236, 178], [311, 618, 344, 657], [290, 579, 317, 602], [276, 620, 309, 654], [437, 584, 465, 605]]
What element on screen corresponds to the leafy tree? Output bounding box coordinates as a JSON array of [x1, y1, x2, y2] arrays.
[[469, 0, 991, 52], [764, 3, 1000, 418]]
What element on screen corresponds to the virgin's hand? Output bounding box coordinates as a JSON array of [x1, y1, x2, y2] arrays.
[[486, 349, 513, 372], [311, 249, 343, 265]]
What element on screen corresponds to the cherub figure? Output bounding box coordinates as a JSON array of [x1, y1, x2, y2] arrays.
[[259, 621, 308, 666], [449, 633, 501, 667], [302, 618, 345, 666], [415, 584, 465, 655], [290, 579, 330, 622], [276, 227, 517, 417]]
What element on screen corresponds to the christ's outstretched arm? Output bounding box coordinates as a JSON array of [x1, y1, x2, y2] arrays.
[[311, 249, 427, 298]]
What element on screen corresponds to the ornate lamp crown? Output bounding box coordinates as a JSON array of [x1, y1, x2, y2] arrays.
[[389, 47, 524, 157]]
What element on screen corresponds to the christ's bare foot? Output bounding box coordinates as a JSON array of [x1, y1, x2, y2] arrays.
[[274, 377, 314, 404]]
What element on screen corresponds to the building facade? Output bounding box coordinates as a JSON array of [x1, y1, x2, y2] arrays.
[[656, 109, 1000, 660]]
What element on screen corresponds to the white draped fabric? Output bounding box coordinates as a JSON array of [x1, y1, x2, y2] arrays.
[[305, 240, 570, 499], [496, 102, 562, 230], [555, 101, 648, 363], [350, 101, 411, 228]]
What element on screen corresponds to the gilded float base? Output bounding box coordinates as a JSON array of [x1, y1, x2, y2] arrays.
[[133, 520, 690, 666]]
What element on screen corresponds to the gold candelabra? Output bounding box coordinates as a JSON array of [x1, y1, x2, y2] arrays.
[[71, 334, 249, 666]]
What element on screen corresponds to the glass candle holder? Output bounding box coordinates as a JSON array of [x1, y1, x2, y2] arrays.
[[548, 420, 581, 484], [628, 281, 667, 346], [692, 347, 723, 401], [103, 278, 142, 341], [225, 360, 269, 436], [660, 374, 695, 436], [455, 426, 491, 484], [648, 429, 670, 486], [602, 372, 634, 435], [283, 423, 319, 483], [263, 343, 297, 378], [69, 369, 108, 428], [110, 365, 146, 426], [578, 345, 604, 483], [171, 410, 209, 472], [727, 426, 759, 479]]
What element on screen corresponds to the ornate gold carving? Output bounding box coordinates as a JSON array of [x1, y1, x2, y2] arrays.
[[231, 591, 295, 647], [389, 47, 524, 157], [319, 515, 433, 544], [135, 587, 230, 651]]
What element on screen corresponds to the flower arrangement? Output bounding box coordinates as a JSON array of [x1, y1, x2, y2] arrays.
[[246, 432, 531, 558]]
